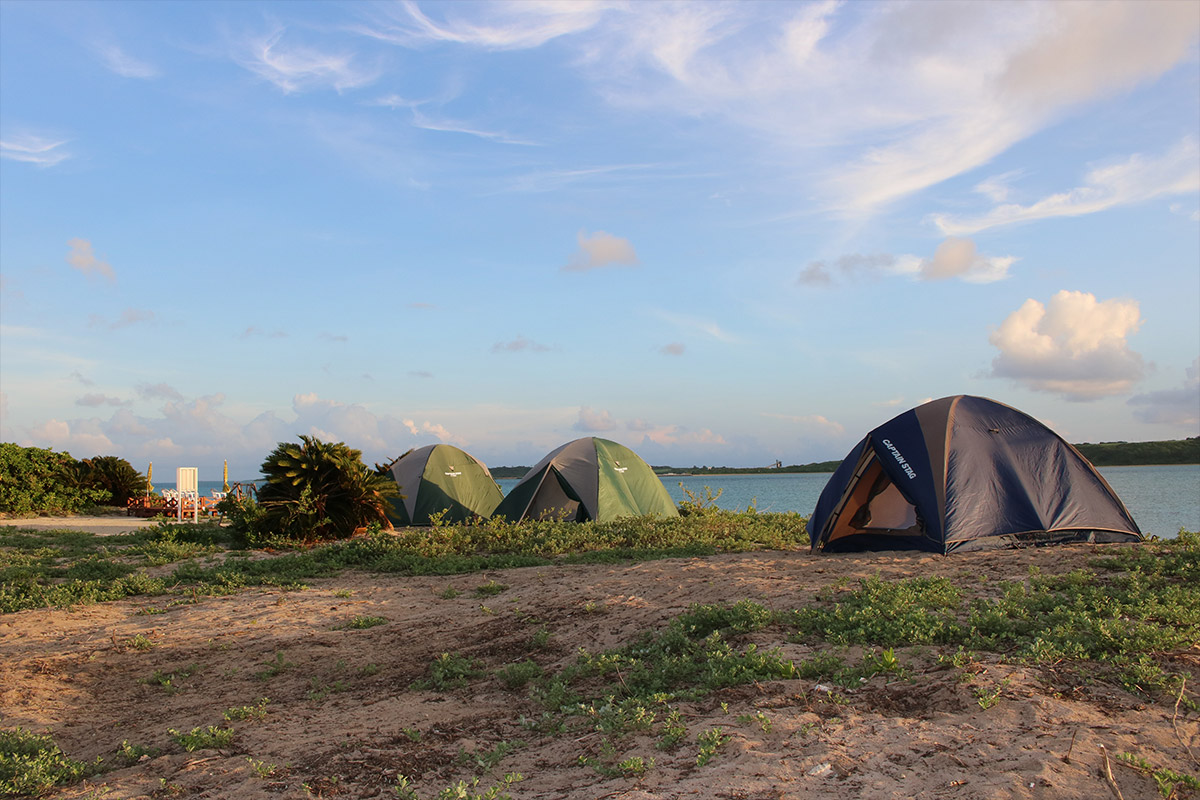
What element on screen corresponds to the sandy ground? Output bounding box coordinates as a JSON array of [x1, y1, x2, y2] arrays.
[[1, 514, 162, 535], [1, 518, 1197, 800]]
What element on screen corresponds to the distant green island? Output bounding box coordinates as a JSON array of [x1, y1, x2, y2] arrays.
[[489, 437, 1198, 479]]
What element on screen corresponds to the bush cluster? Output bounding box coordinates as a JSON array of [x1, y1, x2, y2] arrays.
[[0, 444, 111, 515], [244, 436, 398, 543]]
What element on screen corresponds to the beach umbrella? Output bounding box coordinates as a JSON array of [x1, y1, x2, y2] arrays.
[[223, 460, 229, 492], [147, 462, 154, 495]]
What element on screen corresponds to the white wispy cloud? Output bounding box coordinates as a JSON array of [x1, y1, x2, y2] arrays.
[[1, 134, 71, 167], [759, 412, 845, 437], [347, 2, 1196, 214], [824, 1, 1199, 213], [237, 28, 379, 94], [932, 138, 1200, 235], [87, 309, 155, 331], [507, 164, 661, 193], [358, 0, 610, 50], [410, 108, 538, 145], [973, 170, 1025, 203], [652, 310, 737, 343], [492, 335, 551, 353], [77, 393, 131, 408], [95, 43, 158, 78], [989, 290, 1145, 401]]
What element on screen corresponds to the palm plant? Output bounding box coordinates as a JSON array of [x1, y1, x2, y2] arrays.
[[76, 456, 148, 506], [257, 435, 398, 541]]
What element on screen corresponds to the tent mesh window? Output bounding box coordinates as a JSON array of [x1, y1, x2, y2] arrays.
[[828, 458, 922, 542]]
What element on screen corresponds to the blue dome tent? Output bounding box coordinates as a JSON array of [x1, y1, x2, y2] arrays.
[[809, 395, 1142, 553]]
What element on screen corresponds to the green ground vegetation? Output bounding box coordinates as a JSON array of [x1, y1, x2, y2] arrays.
[[0, 508, 809, 614], [1, 514, 1197, 797]]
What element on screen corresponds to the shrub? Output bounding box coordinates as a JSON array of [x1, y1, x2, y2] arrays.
[[0, 727, 90, 796], [255, 436, 399, 542], [0, 443, 107, 515], [73, 455, 148, 507]]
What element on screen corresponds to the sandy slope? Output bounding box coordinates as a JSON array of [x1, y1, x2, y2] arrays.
[[0, 522, 1196, 800]]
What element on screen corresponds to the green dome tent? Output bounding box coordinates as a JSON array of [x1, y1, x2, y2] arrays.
[[383, 444, 504, 526], [494, 437, 678, 523]]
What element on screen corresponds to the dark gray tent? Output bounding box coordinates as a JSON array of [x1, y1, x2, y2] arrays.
[[383, 444, 503, 526], [494, 437, 678, 522], [808, 395, 1142, 553]]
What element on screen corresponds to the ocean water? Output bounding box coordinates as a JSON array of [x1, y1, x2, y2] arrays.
[[503, 465, 1198, 539], [165, 464, 1199, 539]]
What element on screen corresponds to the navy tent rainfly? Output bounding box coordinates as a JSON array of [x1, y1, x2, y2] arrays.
[[808, 395, 1143, 553]]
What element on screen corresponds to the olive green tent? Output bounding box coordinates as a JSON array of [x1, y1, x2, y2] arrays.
[[383, 444, 504, 526], [494, 437, 678, 522]]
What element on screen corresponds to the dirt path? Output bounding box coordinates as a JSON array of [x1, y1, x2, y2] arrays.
[[0, 523, 1195, 799]]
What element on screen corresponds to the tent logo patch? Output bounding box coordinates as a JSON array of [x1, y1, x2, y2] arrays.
[[880, 439, 917, 480]]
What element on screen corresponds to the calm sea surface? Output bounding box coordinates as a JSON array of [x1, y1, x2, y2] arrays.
[[504, 464, 1199, 539], [168, 464, 1198, 539]]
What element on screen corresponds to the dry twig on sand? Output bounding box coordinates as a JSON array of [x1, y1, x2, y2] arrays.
[[1100, 745, 1125, 800]]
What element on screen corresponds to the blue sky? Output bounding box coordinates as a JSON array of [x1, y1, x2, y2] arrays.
[[1, 0, 1198, 480]]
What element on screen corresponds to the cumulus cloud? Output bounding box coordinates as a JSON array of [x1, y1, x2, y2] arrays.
[[137, 383, 185, 402], [932, 138, 1200, 235], [989, 290, 1145, 400], [634, 423, 726, 448], [796, 262, 833, 287], [66, 239, 115, 281], [29, 418, 114, 455], [917, 238, 1016, 283], [798, 253, 910, 286], [0, 133, 71, 167], [563, 230, 640, 272], [492, 335, 551, 353], [237, 28, 379, 94], [801, 239, 1014, 286], [573, 406, 617, 432], [1127, 358, 1200, 428]]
